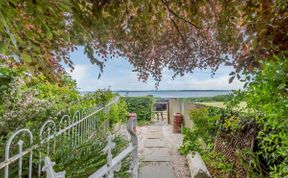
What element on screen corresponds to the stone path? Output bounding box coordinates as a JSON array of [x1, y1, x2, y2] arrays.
[[138, 121, 191, 178]]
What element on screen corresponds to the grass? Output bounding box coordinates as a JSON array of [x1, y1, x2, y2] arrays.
[[197, 102, 247, 110]]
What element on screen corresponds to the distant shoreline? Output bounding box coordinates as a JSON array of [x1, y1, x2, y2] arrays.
[[80, 90, 231, 98], [81, 90, 231, 93]]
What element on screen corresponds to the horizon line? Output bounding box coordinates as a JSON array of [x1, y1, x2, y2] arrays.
[[79, 89, 232, 92]]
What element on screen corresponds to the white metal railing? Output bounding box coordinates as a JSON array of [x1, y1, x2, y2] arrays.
[[0, 97, 120, 178], [42, 114, 139, 178]]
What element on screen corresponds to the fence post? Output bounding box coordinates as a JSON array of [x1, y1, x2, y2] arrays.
[[127, 114, 138, 178], [17, 140, 24, 178], [42, 157, 65, 178], [104, 134, 116, 178]]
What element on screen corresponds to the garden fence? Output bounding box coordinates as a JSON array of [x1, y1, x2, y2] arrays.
[[0, 96, 138, 178]]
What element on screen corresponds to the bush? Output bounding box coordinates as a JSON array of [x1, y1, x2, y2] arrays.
[[227, 56, 288, 177], [109, 98, 128, 127], [179, 106, 221, 155], [0, 66, 129, 177], [180, 95, 231, 102], [122, 96, 154, 121], [180, 106, 251, 177], [184, 56, 288, 177]]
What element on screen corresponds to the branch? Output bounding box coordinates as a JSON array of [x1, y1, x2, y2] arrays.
[[160, 0, 200, 29], [170, 18, 189, 49]]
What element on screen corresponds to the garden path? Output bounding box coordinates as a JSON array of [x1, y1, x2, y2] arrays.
[[137, 119, 190, 178]]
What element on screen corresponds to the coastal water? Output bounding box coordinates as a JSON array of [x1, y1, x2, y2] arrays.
[[81, 90, 231, 98]]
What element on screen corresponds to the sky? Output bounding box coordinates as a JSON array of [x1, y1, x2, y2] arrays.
[[65, 47, 243, 91]]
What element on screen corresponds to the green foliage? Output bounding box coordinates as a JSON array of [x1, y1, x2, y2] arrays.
[[109, 99, 128, 127], [249, 59, 288, 176], [54, 135, 129, 178], [0, 66, 77, 134], [2, 0, 285, 84], [0, 0, 222, 83], [202, 151, 235, 177], [179, 107, 221, 155], [0, 66, 130, 177], [123, 96, 154, 121], [0, 66, 117, 135], [238, 148, 265, 178], [180, 95, 231, 102], [227, 55, 288, 177], [179, 106, 251, 177]]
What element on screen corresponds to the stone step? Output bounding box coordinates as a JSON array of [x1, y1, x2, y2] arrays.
[[139, 165, 175, 178], [145, 132, 163, 139], [147, 128, 161, 132], [145, 138, 165, 148], [143, 148, 170, 162]]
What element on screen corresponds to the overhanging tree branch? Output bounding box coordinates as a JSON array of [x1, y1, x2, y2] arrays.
[[160, 0, 200, 29], [170, 18, 188, 48]]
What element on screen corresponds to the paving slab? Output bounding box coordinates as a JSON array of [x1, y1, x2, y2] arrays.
[[145, 139, 165, 148], [147, 128, 161, 132], [145, 132, 163, 139], [139, 165, 175, 178], [143, 148, 170, 162]]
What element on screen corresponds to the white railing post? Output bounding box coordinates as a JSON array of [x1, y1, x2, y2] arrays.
[[88, 112, 139, 178], [3, 129, 33, 178], [17, 140, 24, 178], [127, 114, 139, 178], [104, 134, 116, 178], [42, 157, 65, 178]]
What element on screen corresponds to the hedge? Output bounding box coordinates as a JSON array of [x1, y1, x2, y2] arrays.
[[122, 96, 154, 121]]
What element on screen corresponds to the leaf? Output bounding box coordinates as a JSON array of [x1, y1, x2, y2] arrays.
[[229, 71, 235, 76], [0, 42, 8, 53], [21, 52, 32, 63], [43, 24, 53, 40], [229, 76, 235, 83], [252, 38, 257, 49], [0, 13, 17, 48], [278, 83, 286, 90]]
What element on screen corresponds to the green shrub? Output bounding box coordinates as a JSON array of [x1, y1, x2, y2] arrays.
[[179, 107, 221, 155], [180, 106, 242, 177], [109, 98, 128, 127], [180, 95, 231, 102], [122, 96, 154, 121], [202, 151, 235, 177], [227, 56, 288, 177], [0, 66, 129, 177]]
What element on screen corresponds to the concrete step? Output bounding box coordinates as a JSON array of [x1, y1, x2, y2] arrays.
[[145, 138, 165, 148], [143, 148, 170, 162], [139, 165, 175, 178]]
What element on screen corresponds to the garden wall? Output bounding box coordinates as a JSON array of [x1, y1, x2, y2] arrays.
[[168, 99, 205, 129]]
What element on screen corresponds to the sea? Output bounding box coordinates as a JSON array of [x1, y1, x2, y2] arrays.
[[81, 90, 231, 98]]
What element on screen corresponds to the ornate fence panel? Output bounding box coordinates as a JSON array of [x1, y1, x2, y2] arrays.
[[41, 114, 139, 178], [0, 97, 119, 178]]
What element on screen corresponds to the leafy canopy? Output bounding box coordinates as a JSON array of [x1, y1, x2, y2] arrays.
[[0, 0, 287, 83]]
